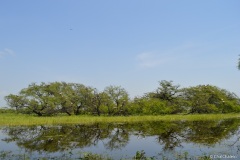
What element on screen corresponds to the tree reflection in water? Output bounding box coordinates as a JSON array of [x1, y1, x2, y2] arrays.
[[1, 119, 240, 154]]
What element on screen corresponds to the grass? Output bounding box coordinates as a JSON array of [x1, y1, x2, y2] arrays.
[[0, 113, 239, 126]]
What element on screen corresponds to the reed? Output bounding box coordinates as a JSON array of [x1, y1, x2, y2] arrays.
[[0, 113, 239, 126]]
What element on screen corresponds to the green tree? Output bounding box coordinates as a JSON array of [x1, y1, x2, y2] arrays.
[[4, 94, 26, 111], [45, 81, 76, 115], [91, 91, 109, 116], [19, 82, 59, 116], [4, 82, 96, 116], [131, 96, 169, 115], [148, 80, 185, 114], [152, 80, 180, 102], [4, 81, 240, 116], [67, 83, 95, 115], [182, 85, 240, 113], [104, 86, 129, 115], [44, 82, 95, 115]]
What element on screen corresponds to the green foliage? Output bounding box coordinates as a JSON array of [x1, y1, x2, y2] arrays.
[[80, 152, 112, 160], [0, 150, 217, 160], [4, 94, 27, 112], [130, 97, 169, 115], [0, 108, 16, 113], [4, 81, 240, 116], [152, 80, 180, 102], [104, 85, 129, 115], [133, 150, 155, 160], [181, 85, 240, 114]]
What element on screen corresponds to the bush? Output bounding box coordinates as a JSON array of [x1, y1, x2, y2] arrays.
[[0, 108, 16, 113]]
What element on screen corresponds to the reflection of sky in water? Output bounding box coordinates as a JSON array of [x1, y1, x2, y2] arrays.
[[82, 135, 163, 159], [73, 133, 240, 159], [0, 129, 19, 151], [0, 122, 239, 159]]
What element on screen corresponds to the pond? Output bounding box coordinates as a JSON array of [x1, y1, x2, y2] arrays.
[[0, 119, 240, 159]]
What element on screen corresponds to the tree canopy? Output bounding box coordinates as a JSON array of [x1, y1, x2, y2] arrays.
[[4, 81, 240, 116]]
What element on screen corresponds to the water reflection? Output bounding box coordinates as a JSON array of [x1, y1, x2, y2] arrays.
[[1, 119, 240, 158]]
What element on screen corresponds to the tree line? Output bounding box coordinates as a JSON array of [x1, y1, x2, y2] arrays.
[[4, 80, 240, 116]]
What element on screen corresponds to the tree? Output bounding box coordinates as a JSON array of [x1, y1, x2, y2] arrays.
[[19, 82, 59, 116], [4, 94, 26, 111], [131, 96, 169, 115], [152, 80, 180, 102], [4, 81, 240, 116], [70, 83, 95, 115], [181, 85, 240, 113], [104, 86, 129, 115], [91, 91, 109, 116], [4, 82, 97, 116], [147, 80, 185, 114], [46, 82, 75, 115], [43, 82, 95, 115]]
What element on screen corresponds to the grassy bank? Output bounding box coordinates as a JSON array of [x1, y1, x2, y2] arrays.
[[0, 113, 239, 126]]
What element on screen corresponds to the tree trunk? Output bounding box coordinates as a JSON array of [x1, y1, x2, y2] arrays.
[[33, 110, 42, 116]]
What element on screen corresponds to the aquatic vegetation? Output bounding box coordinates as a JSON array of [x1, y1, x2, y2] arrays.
[[0, 113, 239, 126], [0, 150, 221, 160]]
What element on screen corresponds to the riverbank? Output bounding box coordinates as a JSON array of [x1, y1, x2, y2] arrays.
[[0, 113, 239, 126]]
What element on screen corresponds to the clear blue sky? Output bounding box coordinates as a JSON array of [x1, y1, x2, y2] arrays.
[[0, 0, 240, 107]]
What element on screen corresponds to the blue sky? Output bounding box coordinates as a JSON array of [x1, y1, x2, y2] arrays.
[[0, 0, 240, 107]]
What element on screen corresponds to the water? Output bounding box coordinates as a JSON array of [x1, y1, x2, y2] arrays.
[[0, 119, 240, 159]]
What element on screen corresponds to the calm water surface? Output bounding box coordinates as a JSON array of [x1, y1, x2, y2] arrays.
[[0, 119, 240, 159]]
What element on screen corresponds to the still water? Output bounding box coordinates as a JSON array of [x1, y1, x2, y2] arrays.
[[0, 119, 239, 159]]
